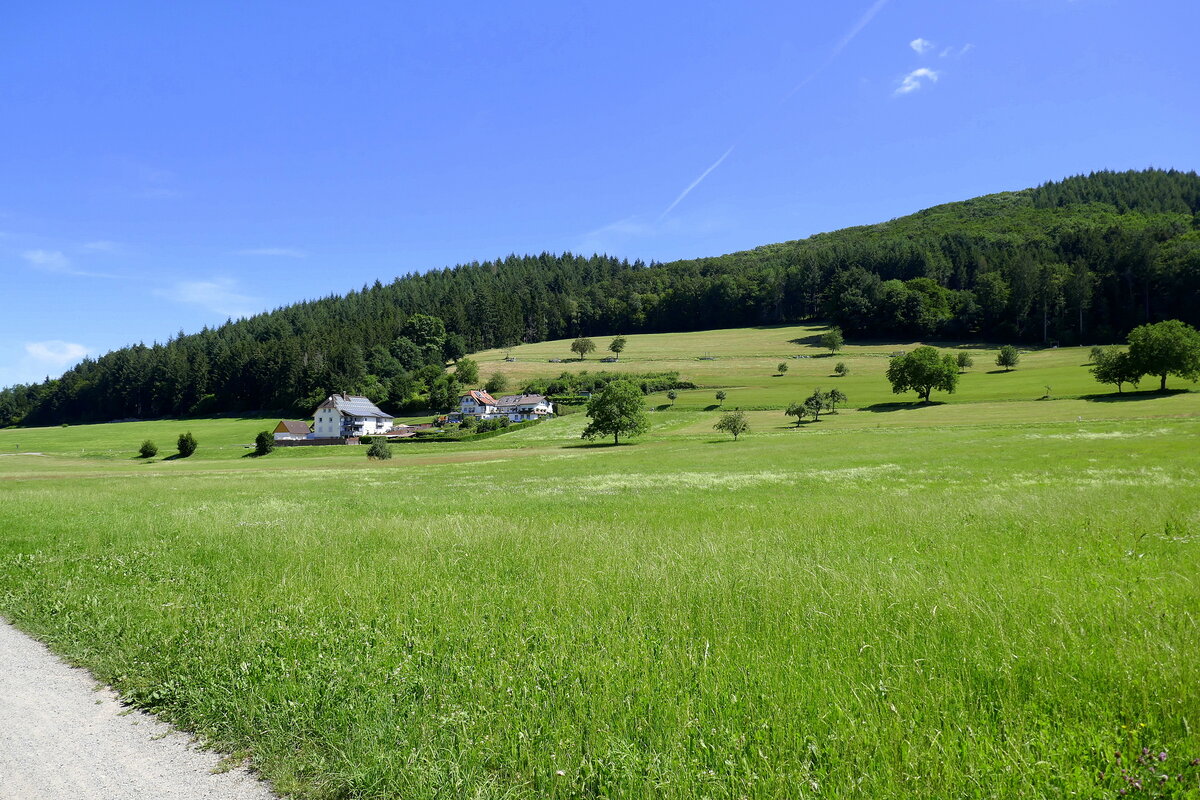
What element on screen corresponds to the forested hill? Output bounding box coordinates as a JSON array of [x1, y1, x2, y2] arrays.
[[4, 168, 1199, 426]]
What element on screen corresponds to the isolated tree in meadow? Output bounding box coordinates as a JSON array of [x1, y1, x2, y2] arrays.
[[833, 361, 849, 377], [667, 390, 677, 406], [581, 380, 649, 445], [821, 327, 844, 355], [454, 357, 479, 386], [996, 345, 1020, 371], [254, 430, 274, 456], [138, 440, 157, 458], [804, 390, 827, 422], [177, 431, 197, 458], [608, 337, 627, 360], [715, 390, 727, 406], [714, 409, 749, 441], [1089, 346, 1106, 365], [484, 372, 509, 394], [785, 402, 807, 427], [777, 362, 789, 375], [956, 351, 974, 372], [367, 440, 393, 460], [885, 346, 959, 402], [1091, 347, 1141, 393], [827, 387, 848, 411], [571, 337, 596, 361], [1126, 319, 1200, 391]]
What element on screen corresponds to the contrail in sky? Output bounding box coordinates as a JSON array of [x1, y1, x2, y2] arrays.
[[659, 144, 737, 221], [659, 0, 892, 220]]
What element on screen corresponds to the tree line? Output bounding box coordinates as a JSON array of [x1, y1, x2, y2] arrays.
[[2, 169, 1198, 426]]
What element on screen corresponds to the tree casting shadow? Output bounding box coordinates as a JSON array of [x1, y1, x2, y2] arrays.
[[863, 401, 946, 412], [1081, 389, 1189, 403]]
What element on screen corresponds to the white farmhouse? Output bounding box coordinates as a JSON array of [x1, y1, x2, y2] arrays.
[[458, 390, 553, 422], [313, 393, 394, 438]]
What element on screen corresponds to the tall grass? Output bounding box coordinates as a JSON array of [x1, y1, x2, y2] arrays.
[[1, 417, 1198, 797]]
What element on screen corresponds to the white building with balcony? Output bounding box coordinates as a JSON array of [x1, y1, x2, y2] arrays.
[[313, 393, 394, 438]]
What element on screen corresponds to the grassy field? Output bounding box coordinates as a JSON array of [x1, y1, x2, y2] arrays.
[[1, 326, 1199, 799]]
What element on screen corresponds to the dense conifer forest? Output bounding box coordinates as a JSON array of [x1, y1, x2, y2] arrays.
[[3, 169, 1198, 426]]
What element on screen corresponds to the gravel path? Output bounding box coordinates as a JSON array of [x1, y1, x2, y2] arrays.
[[0, 619, 278, 800]]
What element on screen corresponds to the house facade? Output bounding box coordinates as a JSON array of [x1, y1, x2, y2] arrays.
[[313, 393, 394, 438], [458, 390, 553, 422]]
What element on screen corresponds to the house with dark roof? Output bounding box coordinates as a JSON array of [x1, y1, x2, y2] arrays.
[[458, 390, 553, 422], [313, 393, 394, 438], [273, 420, 312, 441]]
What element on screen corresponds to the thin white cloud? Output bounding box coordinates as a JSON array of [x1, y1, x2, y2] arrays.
[[895, 67, 940, 95], [660, 0, 892, 220], [939, 43, 973, 58], [157, 278, 259, 319], [25, 340, 90, 368], [21, 248, 119, 278], [22, 249, 71, 271], [910, 38, 934, 55], [235, 247, 307, 258]]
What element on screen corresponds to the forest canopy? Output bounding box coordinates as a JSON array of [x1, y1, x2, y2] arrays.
[[3, 169, 1198, 426]]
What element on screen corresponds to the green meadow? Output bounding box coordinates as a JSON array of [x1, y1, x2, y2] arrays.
[[1, 327, 1199, 799]]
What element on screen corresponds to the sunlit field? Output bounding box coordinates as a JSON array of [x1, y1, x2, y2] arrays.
[[1, 327, 1198, 798]]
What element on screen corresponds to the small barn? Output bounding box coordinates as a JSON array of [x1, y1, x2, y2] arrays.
[[273, 420, 312, 441]]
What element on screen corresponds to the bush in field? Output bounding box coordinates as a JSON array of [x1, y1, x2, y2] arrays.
[[886, 346, 958, 402], [254, 431, 274, 456], [367, 441, 393, 460], [777, 362, 788, 375], [714, 409, 749, 441], [715, 390, 727, 406], [834, 361, 849, 377], [667, 390, 677, 406], [996, 345, 1020, 371], [484, 373, 509, 394], [459, 415, 479, 430], [1089, 345, 1105, 364], [581, 380, 649, 445], [138, 440, 157, 458], [176, 432, 197, 458], [956, 351, 973, 372]]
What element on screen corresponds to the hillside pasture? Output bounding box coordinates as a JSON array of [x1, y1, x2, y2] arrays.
[[1, 326, 1199, 799]]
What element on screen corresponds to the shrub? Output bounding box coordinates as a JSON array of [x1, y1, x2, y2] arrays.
[[359, 435, 373, 444], [484, 373, 509, 394], [367, 441, 393, 460], [138, 440, 158, 459], [834, 361, 849, 377], [177, 432, 197, 458], [996, 345, 1020, 371], [459, 415, 479, 430], [777, 363, 788, 375], [1089, 345, 1105, 364], [254, 431, 274, 456], [956, 351, 974, 372]]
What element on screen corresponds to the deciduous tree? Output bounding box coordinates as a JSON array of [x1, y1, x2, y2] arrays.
[[820, 327, 844, 354], [581, 380, 649, 445], [571, 337, 596, 360], [714, 409, 749, 441], [996, 345, 1020, 371], [885, 346, 959, 402], [1127, 319, 1200, 391], [608, 337, 627, 359]]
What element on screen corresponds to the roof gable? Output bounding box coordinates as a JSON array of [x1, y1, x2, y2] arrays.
[[314, 394, 394, 418]]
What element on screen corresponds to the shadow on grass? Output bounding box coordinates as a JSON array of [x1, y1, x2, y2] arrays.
[[986, 369, 1016, 374], [704, 404, 722, 411], [863, 401, 946, 412], [1081, 389, 1189, 403], [160, 453, 192, 461], [563, 440, 639, 449]]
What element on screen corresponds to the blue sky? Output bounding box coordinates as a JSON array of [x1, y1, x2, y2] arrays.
[[2, 0, 1197, 387]]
